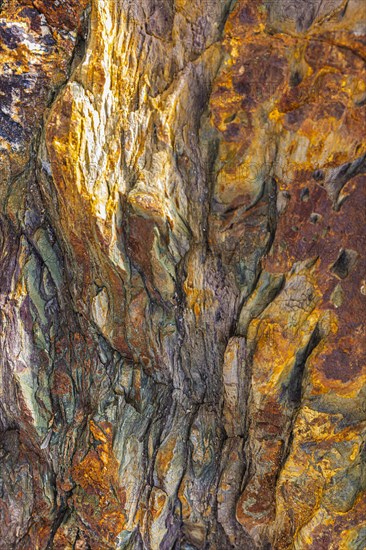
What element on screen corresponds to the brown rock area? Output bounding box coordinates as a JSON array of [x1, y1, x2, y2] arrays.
[[0, 0, 365, 548]]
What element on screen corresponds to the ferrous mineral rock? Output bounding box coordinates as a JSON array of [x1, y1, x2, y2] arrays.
[[0, 0, 365, 548]]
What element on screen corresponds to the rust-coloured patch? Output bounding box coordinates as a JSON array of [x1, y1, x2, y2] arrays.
[[72, 420, 126, 547]]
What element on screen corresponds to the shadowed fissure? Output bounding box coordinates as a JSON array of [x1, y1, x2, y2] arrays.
[[0, 1, 365, 549]]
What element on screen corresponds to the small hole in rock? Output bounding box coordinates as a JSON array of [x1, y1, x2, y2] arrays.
[[313, 169, 325, 181], [290, 71, 302, 87], [331, 249, 358, 279], [310, 213, 321, 224], [300, 188, 309, 201]]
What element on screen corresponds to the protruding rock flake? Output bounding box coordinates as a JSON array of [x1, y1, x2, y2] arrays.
[[0, 0, 365, 549]]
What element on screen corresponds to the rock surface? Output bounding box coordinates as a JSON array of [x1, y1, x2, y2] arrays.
[[0, 0, 365, 548]]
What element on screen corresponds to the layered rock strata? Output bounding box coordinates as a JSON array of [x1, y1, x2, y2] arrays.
[[0, 0, 365, 548]]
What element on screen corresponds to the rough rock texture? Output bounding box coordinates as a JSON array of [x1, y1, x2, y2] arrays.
[[0, 0, 365, 548]]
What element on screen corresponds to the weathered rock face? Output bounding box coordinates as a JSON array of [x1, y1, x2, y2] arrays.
[[0, 0, 365, 548]]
